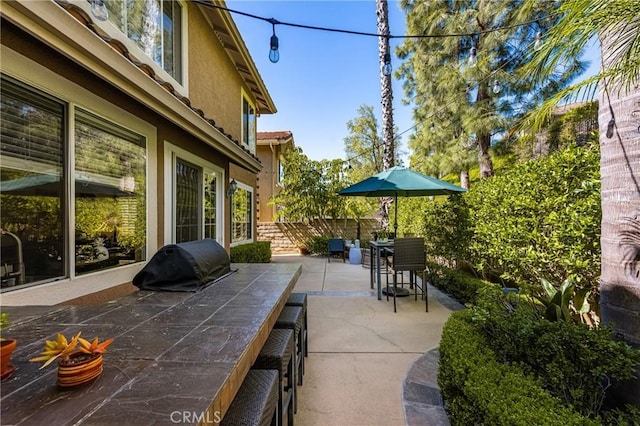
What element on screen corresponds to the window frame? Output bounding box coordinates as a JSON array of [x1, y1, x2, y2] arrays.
[[163, 142, 225, 246], [0, 46, 157, 296], [230, 180, 254, 247], [76, 0, 189, 96], [241, 90, 256, 153]]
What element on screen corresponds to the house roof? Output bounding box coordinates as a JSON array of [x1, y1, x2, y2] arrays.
[[257, 131, 295, 147], [197, 1, 276, 115], [43, 0, 271, 168]]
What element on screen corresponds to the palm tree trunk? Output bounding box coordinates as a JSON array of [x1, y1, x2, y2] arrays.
[[377, 0, 395, 232], [598, 32, 640, 406]]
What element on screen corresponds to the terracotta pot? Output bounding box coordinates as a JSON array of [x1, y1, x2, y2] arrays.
[[1, 339, 17, 379], [57, 352, 103, 388]]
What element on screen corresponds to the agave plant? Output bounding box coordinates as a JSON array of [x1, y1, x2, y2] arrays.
[[533, 278, 598, 327], [29, 332, 113, 369]]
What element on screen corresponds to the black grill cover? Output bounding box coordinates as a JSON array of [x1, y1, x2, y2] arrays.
[[133, 238, 231, 291]]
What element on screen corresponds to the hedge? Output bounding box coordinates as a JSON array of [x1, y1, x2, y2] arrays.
[[426, 262, 492, 305], [230, 241, 271, 263], [439, 311, 597, 426]]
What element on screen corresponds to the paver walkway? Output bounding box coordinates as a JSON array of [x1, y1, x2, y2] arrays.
[[270, 254, 463, 426]]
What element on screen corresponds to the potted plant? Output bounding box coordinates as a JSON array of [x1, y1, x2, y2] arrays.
[[377, 230, 389, 243], [0, 312, 17, 380], [29, 331, 113, 389]]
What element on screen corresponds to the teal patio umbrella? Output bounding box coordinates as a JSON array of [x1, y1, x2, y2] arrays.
[[338, 166, 466, 235]]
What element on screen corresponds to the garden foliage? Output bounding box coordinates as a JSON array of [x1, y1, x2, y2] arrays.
[[229, 241, 271, 263]]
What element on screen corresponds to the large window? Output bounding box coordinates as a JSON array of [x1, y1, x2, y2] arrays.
[[231, 183, 253, 244], [242, 96, 256, 152], [105, 0, 182, 83], [0, 76, 147, 290], [166, 144, 223, 245]]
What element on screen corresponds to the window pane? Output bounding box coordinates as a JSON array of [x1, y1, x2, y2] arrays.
[[74, 109, 146, 275], [175, 158, 200, 243], [232, 187, 252, 243], [0, 77, 65, 288], [104, 0, 182, 83], [204, 172, 217, 241]]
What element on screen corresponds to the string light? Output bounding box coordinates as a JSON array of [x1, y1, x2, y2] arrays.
[[382, 53, 392, 77], [430, 122, 436, 132], [534, 31, 543, 51], [468, 47, 478, 67], [268, 20, 280, 63], [492, 80, 501, 94]]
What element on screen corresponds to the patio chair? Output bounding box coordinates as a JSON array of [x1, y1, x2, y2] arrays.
[[386, 237, 428, 313], [327, 238, 345, 263]]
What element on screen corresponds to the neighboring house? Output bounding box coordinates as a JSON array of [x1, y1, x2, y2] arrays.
[[256, 131, 294, 222], [0, 0, 276, 305]]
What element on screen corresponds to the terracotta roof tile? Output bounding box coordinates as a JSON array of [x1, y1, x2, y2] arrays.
[[56, 0, 261, 164], [257, 131, 293, 141]]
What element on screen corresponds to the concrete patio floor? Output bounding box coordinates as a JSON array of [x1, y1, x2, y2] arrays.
[[271, 254, 463, 426]]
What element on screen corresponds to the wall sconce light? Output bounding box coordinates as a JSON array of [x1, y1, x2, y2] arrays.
[[91, 0, 109, 21], [382, 52, 392, 77], [226, 179, 238, 198]]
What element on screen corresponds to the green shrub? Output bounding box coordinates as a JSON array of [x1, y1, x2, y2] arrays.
[[477, 307, 640, 417], [439, 310, 595, 425], [307, 236, 330, 255], [230, 241, 271, 263], [466, 143, 601, 290], [426, 262, 492, 305]]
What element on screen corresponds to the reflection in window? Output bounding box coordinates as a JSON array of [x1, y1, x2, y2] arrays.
[[242, 97, 256, 152], [105, 0, 182, 83], [175, 158, 200, 243], [204, 172, 217, 240], [0, 77, 65, 288], [74, 109, 147, 275], [232, 186, 253, 244]]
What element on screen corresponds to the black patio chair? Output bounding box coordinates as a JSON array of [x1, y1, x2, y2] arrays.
[[327, 238, 345, 263], [387, 237, 428, 313]]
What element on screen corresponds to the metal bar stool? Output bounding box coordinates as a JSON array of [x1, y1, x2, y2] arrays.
[[274, 306, 304, 412], [252, 329, 295, 426], [285, 292, 308, 376], [221, 369, 279, 426]]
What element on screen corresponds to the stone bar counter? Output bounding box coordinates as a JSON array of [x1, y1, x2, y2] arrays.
[[0, 262, 301, 425]]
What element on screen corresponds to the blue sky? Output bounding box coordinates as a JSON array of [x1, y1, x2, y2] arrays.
[[228, 1, 600, 162]]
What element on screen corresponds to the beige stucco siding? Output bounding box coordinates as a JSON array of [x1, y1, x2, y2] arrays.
[[188, 5, 248, 144]]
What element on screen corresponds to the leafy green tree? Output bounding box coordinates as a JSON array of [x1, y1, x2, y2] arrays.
[[396, 0, 584, 181], [269, 147, 346, 226], [520, 0, 640, 348]]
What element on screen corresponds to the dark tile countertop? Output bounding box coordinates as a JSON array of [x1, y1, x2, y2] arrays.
[[0, 262, 301, 425]]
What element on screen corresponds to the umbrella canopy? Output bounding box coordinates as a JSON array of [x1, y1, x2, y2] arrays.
[[338, 166, 466, 233]]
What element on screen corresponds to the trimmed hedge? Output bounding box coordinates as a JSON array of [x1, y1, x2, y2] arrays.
[[230, 241, 271, 263], [426, 262, 492, 305], [439, 311, 597, 426]]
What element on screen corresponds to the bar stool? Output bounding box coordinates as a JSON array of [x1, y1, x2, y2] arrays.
[[221, 369, 279, 426], [252, 329, 295, 426], [274, 306, 304, 411], [285, 293, 308, 366]]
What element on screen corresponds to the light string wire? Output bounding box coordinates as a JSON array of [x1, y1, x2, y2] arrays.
[[191, 0, 562, 170]]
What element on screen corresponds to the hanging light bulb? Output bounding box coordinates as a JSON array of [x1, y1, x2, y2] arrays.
[[492, 79, 501, 94], [468, 47, 478, 67], [534, 31, 543, 51], [91, 0, 109, 21], [430, 122, 435, 133], [382, 52, 392, 77], [269, 23, 279, 63]]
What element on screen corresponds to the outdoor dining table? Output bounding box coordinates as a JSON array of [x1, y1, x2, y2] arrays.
[[370, 240, 413, 301], [0, 262, 301, 425]]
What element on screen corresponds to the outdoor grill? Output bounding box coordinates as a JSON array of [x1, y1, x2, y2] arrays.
[[133, 238, 232, 291]]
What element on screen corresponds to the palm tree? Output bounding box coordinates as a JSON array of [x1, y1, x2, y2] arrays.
[[523, 0, 640, 347], [376, 0, 395, 231]]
